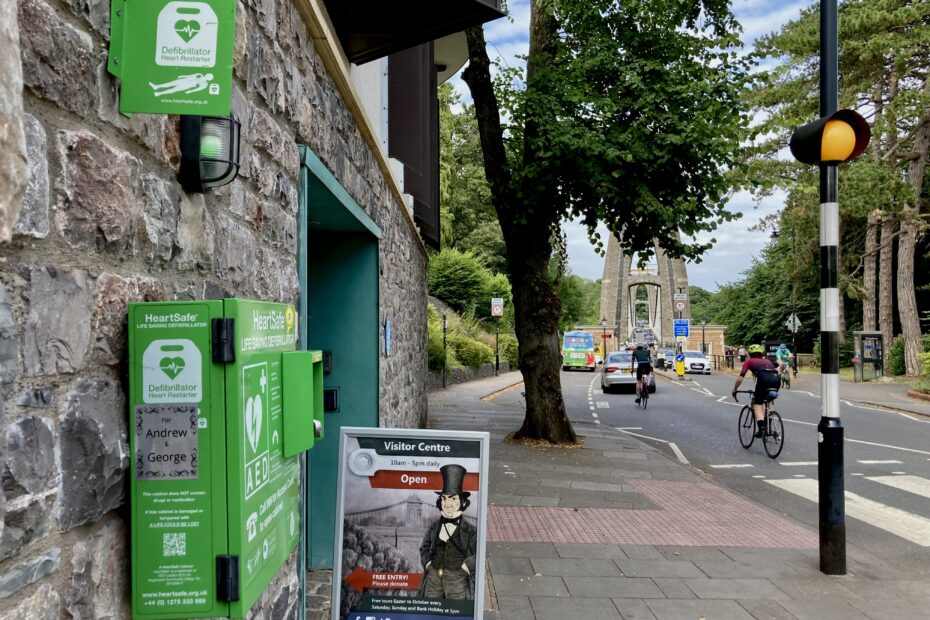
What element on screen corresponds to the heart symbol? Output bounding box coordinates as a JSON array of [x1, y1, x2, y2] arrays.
[[174, 19, 201, 43], [245, 395, 263, 453], [159, 357, 185, 380]]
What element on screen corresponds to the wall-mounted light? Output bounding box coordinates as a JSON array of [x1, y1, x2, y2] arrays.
[[178, 114, 240, 193]]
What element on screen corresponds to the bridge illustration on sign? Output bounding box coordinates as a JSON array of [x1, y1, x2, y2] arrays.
[[599, 234, 691, 347]]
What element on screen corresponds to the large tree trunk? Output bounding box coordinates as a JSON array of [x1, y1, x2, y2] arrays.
[[897, 85, 930, 376], [862, 210, 878, 332], [878, 215, 896, 374], [462, 19, 577, 443]]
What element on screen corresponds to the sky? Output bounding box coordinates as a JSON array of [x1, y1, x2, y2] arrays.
[[451, 0, 812, 291]]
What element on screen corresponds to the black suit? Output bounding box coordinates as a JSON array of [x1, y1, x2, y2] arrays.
[[419, 517, 477, 600]]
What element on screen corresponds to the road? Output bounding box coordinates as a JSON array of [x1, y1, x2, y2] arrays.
[[551, 367, 930, 575]]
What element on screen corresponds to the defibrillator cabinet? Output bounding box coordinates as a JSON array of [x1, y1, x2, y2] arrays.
[[128, 299, 324, 618]]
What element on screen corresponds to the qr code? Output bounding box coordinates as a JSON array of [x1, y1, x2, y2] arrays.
[[163, 533, 186, 557]]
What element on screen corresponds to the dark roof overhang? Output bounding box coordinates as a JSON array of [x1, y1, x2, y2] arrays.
[[324, 0, 505, 65]]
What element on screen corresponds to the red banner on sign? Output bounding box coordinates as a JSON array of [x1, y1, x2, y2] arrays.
[[368, 470, 479, 491], [344, 569, 424, 592]]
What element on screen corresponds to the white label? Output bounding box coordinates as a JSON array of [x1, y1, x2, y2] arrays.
[[155, 1, 219, 67], [142, 339, 202, 404]]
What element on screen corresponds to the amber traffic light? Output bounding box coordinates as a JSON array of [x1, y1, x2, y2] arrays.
[[789, 109, 870, 165]]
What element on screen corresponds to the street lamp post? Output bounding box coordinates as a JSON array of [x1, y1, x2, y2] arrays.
[[701, 319, 707, 355]]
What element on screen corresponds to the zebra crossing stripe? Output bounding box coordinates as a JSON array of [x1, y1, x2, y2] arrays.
[[866, 475, 930, 501], [766, 478, 930, 547]]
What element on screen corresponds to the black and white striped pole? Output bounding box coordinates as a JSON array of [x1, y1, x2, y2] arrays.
[[788, 0, 869, 575]]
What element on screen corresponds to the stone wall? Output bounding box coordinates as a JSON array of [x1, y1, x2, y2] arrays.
[[426, 362, 514, 393], [0, 0, 429, 617]]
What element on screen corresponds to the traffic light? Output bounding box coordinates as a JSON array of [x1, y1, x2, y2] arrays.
[[789, 109, 870, 165]]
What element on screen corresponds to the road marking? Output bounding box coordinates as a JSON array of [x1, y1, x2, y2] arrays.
[[798, 391, 820, 398], [596, 401, 609, 408], [852, 473, 864, 476], [780, 461, 818, 467], [892, 471, 906, 475], [615, 427, 642, 430], [858, 460, 903, 465], [589, 405, 595, 410], [591, 412, 598, 418], [867, 475, 930, 500], [784, 419, 817, 426], [709, 464, 754, 469], [766, 478, 930, 547], [692, 381, 701, 387], [669, 442, 689, 465], [846, 439, 930, 457], [752, 475, 766, 479], [594, 419, 601, 424], [792, 474, 807, 478], [691, 387, 714, 396], [613, 428, 669, 444]]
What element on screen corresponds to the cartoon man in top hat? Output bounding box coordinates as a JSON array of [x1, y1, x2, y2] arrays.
[[419, 464, 477, 600]]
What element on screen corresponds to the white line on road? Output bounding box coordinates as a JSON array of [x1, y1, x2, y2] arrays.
[[613, 428, 669, 444], [766, 478, 930, 547], [780, 461, 818, 466], [594, 419, 601, 424], [783, 419, 817, 426], [596, 401, 609, 409], [591, 413, 598, 418], [858, 460, 903, 465], [798, 391, 820, 398], [752, 475, 766, 479], [709, 464, 754, 469], [867, 475, 930, 500], [717, 395, 742, 407], [669, 442, 689, 465], [847, 439, 930, 457], [615, 427, 642, 430]]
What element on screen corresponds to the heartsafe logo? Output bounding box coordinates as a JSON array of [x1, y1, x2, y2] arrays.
[[245, 395, 263, 453], [159, 356, 186, 380], [174, 19, 201, 42]]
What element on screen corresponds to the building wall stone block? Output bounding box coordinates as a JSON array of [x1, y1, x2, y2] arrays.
[[0, 1, 26, 243], [0, 548, 59, 599], [2, 416, 58, 500], [56, 130, 141, 253], [23, 267, 93, 377], [15, 114, 49, 239], [0, 582, 60, 619], [18, 0, 97, 118], [65, 517, 129, 619], [58, 379, 127, 532]]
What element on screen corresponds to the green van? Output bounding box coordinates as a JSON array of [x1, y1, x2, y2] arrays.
[[562, 331, 596, 371]]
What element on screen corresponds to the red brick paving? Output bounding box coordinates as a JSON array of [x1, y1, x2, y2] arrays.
[[488, 480, 818, 547]]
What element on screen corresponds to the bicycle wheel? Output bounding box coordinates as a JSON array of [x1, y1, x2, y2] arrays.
[[738, 406, 755, 448], [783, 372, 791, 390], [641, 391, 648, 410], [763, 411, 784, 458]]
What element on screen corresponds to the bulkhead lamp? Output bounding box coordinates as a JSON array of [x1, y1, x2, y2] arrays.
[[179, 114, 240, 192]]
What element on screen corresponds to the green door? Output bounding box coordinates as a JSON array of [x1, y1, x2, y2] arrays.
[[298, 146, 381, 569]]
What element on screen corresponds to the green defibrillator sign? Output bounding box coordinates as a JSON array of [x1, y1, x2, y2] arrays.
[[108, 0, 236, 115], [128, 299, 323, 619]]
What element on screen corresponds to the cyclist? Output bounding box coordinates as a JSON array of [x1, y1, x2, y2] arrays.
[[775, 343, 793, 376], [731, 344, 780, 437], [632, 344, 652, 404]]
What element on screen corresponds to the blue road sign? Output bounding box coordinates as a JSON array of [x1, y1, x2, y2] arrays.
[[673, 319, 690, 338], [676, 353, 685, 363]]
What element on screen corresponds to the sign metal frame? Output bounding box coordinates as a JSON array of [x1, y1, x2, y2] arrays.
[[331, 428, 490, 620]]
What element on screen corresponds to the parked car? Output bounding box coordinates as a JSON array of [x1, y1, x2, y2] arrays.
[[655, 348, 676, 369], [682, 350, 711, 374], [601, 351, 657, 394]]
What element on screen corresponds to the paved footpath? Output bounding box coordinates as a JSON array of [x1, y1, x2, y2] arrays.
[[429, 372, 930, 620]]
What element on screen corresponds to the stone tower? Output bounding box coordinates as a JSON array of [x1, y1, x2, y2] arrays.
[[599, 234, 691, 346]]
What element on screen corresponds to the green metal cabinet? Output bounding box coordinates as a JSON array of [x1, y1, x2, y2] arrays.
[[128, 299, 323, 619]]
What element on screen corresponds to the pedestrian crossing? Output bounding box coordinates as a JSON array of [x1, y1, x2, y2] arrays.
[[765, 476, 930, 547]]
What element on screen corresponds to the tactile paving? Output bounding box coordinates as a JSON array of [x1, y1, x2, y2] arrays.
[[488, 479, 817, 547]]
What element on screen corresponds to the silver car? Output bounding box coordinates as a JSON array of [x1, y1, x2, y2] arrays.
[[682, 350, 711, 374], [601, 351, 656, 394]]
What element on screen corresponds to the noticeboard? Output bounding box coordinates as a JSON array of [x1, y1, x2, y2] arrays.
[[673, 319, 690, 338], [332, 428, 490, 620], [109, 0, 236, 115]]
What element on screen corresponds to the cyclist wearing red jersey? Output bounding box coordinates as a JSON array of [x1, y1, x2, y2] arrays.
[[731, 344, 780, 437]]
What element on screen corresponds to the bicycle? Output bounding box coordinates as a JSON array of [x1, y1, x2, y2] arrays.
[[733, 389, 784, 458]]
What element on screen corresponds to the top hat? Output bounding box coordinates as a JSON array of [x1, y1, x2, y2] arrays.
[[436, 464, 470, 498]]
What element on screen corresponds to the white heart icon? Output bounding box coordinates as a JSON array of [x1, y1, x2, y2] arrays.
[[245, 394, 262, 453]]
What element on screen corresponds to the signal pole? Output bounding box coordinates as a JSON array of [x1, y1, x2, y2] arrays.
[[817, 0, 845, 575]]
